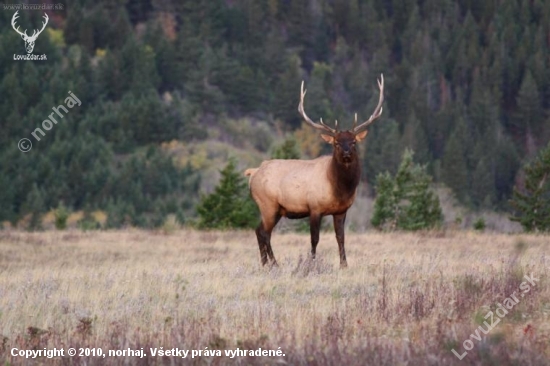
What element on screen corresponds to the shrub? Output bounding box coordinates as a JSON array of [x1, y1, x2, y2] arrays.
[[77, 212, 101, 231], [54, 203, 70, 230], [473, 218, 486, 231], [371, 149, 443, 230], [161, 214, 180, 234]]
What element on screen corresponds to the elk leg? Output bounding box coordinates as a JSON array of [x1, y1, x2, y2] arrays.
[[333, 213, 348, 268], [255, 224, 269, 266], [265, 214, 281, 265], [310, 214, 321, 258], [256, 213, 281, 266]]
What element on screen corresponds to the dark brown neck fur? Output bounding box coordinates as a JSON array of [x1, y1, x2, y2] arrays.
[[329, 154, 361, 201]]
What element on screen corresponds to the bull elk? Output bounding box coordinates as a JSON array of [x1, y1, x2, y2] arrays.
[[245, 75, 384, 268]]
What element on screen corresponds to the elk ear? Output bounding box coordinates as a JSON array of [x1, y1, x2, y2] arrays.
[[355, 130, 368, 142], [321, 134, 334, 144]]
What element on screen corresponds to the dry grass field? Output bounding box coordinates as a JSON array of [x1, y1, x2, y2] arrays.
[[0, 229, 548, 365]]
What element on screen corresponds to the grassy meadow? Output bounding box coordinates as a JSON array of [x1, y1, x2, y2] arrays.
[[0, 229, 549, 365]]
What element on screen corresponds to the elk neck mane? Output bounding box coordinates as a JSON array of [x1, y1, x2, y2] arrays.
[[328, 153, 361, 200]]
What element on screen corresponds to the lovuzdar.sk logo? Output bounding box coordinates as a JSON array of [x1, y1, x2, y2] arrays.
[[11, 10, 48, 61]]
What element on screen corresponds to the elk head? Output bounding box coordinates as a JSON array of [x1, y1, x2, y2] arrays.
[[11, 11, 49, 54], [298, 74, 384, 167]]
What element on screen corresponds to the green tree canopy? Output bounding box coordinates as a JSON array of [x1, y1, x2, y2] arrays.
[[510, 142, 550, 232], [372, 149, 443, 231], [196, 159, 258, 229]]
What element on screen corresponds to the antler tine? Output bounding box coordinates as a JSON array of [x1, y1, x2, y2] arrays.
[[353, 74, 385, 133], [11, 11, 28, 37], [299, 81, 336, 135], [319, 117, 336, 132], [32, 13, 49, 39], [41, 13, 49, 30]]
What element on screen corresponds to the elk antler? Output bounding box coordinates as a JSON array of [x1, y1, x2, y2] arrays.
[[11, 11, 28, 38], [11, 11, 48, 41], [299, 81, 337, 135], [352, 74, 384, 133], [29, 13, 49, 40]]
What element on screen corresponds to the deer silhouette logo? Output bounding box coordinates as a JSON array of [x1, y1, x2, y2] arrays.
[[11, 11, 48, 54]]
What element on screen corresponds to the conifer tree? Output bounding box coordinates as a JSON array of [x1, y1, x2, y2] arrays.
[[271, 136, 300, 160], [363, 119, 401, 184], [196, 159, 258, 229], [510, 142, 550, 232], [494, 136, 520, 202], [441, 118, 470, 202], [273, 54, 302, 129], [23, 184, 45, 231], [471, 156, 495, 208], [372, 149, 443, 230], [514, 70, 544, 152]]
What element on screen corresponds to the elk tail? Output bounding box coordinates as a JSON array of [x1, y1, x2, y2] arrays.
[[244, 168, 258, 187], [244, 168, 258, 177]]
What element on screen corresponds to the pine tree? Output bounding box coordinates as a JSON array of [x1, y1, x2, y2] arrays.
[[64, 2, 83, 46], [514, 70, 544, 153], [231, 66, 262, 113], [273, 54, 302, 129], [271, 136, 300, 159], [105, 199, 135, 229], [510, 142, 550, 232], [306, 62, 334, 123], [370, 171, 397, 230], [363, 119, 401, 184], [287, 0, 313, 67], [196, 159, 258, 229], [441, 118, 470, 202], [371, 149, 443, 230], [22, 183, 45, 231], [494, 136, 520, 202], [470, 156, 495, 208], [0, 171, 13, 222], [400, 111, 430, 164]]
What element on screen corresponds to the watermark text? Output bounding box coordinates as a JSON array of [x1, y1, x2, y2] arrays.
[[18, 91, 81, 152], [452, 273, 539, 360], [3, 3, 64, 10]]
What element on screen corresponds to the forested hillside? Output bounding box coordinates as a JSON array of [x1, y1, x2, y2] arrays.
[[0, 0, 549, 228]]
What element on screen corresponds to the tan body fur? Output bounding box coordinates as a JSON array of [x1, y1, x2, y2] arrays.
[[247, 157, 356, 218]]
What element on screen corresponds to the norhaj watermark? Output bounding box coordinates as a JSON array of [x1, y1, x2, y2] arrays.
[[10, 10, 48, 60], [17, 91, 82, 152]]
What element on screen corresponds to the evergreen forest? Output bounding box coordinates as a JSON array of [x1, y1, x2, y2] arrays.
[[0, 0, 549, 229]]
